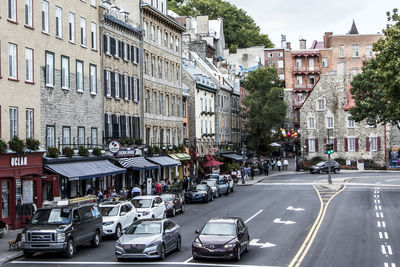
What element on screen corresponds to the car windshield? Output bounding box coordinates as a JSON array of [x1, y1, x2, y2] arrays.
[[126, 221, 161, 235], [316, 162, 326, 166], [201, 222, 236, 236], [195, 185, 207, 191], [206, 181, 216, 187], [207, 175, 219, 179], [31, 208, 71, 225], [100, 206, 119, 217], [161, 194, 174, 202], [132, 199, 152, 208]]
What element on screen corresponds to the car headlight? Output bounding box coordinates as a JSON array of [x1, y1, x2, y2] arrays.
[[166, 203, 173, 209], [193, 239, 202, 248], [57, 233, 66, 242], [21, 234, 26, 242], [142, 211, 150, 216], [103, 221, 115, 226], [147, 240, 161, 247], [224, 243, 235, 248]]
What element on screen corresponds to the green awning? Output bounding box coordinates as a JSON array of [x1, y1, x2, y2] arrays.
[[168, 153, 191, 161]]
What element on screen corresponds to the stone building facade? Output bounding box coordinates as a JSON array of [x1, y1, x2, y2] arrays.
[[100, 2, 142, 143]]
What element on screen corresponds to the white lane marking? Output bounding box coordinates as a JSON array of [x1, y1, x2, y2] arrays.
[[381, 212, 384, 218], [386, 179, 400, 182], [387, 245, 393, 255], [378, 200, 381, 204], [249, 238, 276, 248], [385, 232, 389, 239], [245, 209, 263, 223], [382, 245, 387, 255], [379, 232, 383, 239], [375, 205, 378, 210], [378, 206, 382, 210], [376, 212, 380, 218], [287, 206, 305, 211], [273, 218, 296, 225], [385, 263, 388, 267], [377, 221, 381, 228], [382, 221, 387, 227], [374, 199, 377, 204], [184, 257, 193, 263]]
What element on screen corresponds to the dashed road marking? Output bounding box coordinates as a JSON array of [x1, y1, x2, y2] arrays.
[[384, 263, 396, 267]]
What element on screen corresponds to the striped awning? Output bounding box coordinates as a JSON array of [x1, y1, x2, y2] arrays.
[[118, 157, 160, 171], [168, 153, 191, 161], [221, 153, 247, 161], [147, 156, 181, 167]]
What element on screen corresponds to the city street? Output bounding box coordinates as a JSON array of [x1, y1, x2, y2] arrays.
[[6, 171, 400, 267]]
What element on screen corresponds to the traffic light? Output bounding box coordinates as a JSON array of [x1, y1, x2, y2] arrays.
[[327, 144, 334, 154], [324, 143, 328, 154]]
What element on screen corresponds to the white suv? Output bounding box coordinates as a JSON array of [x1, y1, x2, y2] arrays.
[[131, 195, 166, 220], [99, 201, 138, 239]]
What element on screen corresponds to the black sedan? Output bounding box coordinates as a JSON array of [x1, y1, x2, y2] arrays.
[[185, 184, 213, 203], [160, 193, 185, 217], [309, 161, 340, 174], [192, 217, 250, 261]]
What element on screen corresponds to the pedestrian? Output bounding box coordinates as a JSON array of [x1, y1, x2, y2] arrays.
[[154, 182, 162, 195], [264, 161, 269, 176], [182, 177, 189, 192], [277, 159, 282, 171], [131, 184, 142, 197], [250, 166, 255, 180], [283, 158, 289, 171], [271, 159, 275, 170]]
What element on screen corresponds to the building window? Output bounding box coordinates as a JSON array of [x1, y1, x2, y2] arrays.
[[200, 98, 203, 113], [308, 117, 315, 129], [170, 35, 174, 50], [267, 53, 273, 58], [78, 127, 85, 146], [209, 99, 212, 112], [172, 96, 175, 116], [158, 28, 162, 46], [158, 59, 162, 79], [145, 90, 149, 113], [143, 21, 148, 39], [370, 137, 378, 151], [124, 75, 128, 100], [69, 13, 76, 43], [201, 120, 203, 134], [107, 114, 112, 138], [151, 57, 155, 77], [45, 51, 55, 86], [327, 116, 334, 129], [9, 0, 17, 22], [339, 45, 344, 57], [279, 74, 285, 80], [309, 75, 315, 85], [91, 128, 98, 146], [159, 94, 163, 115], [76, 60, 84, 92], [183, 100, 186, 118], [25, 48, 33, 83], [210, 120, 212, 133], [9, 107, 18, 139], [322, 58, 328, 67], [164, 32, 168, 48], [165, 61, 169, 81], [176, 38, 179, 52], [153, 128, 157, 145], [61, 56, 70, 89], [366, 44, 373, 57], [106, 70, 111, 97], [348, 118, 355, 128], [91, 22, 97, 50], [62, 126, 71, 147], [144, 53, 148, 75], [8, 43, 18, 80], [26, 109, 34, 138], [89, 64, 97, 94], [133, 77, 139, 102], [55, 7, 63, 38], [296, 58, 302, 67], [278, 52, 283, 57], [115, 73, 120, 98], [352, 44, 359, 57], [123, 42, 128, 60], [309, 139, 316, 152], [41, 1, 49, 33], [80, 17, 87, 46], [278, 60, 284, 69], [151, 25, 155, 42], [125, 116, 130, 138], [176, 65, 180, 82], [153, 92, 157, 114], [317, 99, 325, 111], [25, 0, 33, 27], [46, 125, 55, 149], [296, 76, 302, 85], [348, 138, 356, 152], [166, 95, 169, 116], [90, 0, 96, 7]]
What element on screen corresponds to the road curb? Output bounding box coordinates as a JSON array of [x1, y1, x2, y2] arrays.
[[0, 251, 23, 265]]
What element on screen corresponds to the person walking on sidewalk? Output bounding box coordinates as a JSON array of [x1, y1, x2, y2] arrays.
[[283, 158, 289, 170], [250, 166, 255, 180], [271, 159, 275, 170], [277, 159, 282, 171], [263, 161, 269, 176]]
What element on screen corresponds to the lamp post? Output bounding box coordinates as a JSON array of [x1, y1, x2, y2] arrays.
[[327, 129, 332, 184]]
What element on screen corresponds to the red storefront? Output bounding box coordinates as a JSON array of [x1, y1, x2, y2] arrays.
[[0, 152, 59, 229]]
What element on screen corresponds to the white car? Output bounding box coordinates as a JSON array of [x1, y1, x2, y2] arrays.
[[99, 201, 138, 239], [202, 180, 220, 198], [131, 195, 166, 220]]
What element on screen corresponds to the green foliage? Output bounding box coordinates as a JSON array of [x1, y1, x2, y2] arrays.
[[8, 136, 25, 153], [62, 147, 74, 158], [168, 0, 273, 49], [0, 139, 7, 154], [47, 147, 59, 158], [350, 9, 400, 125], [242, 67, 287, 154], [118, 138, 127, 146], [26, 138, 40, 150], [229, 44, 238, 54], [135, 138, 144, 146], [147, 146, 154, 156], [173, 145, 179, 153], [78, 146, 89, 157], [310, 156, 325, 164], [153, 146, 161, 153], [92, 147, 102, 157], [126, 137, 135, 146], [178, 144, 185, 153]]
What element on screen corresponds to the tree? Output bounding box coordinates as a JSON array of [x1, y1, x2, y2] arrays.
[[350, 9, 400, 125], [168, 0, 273, 49], [242, 67, 287, 154]]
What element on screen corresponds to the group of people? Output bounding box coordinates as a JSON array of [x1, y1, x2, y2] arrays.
[[263, 158, 289, 176]]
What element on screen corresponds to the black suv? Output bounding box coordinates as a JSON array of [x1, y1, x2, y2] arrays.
[[309, 161, 341, 174], [21, 202, 102, 258]]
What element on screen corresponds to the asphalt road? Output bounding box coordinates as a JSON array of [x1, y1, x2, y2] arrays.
[[6, 171, 400, 267]]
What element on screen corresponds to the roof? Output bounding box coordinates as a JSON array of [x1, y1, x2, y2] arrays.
[[344, 85, 355, 111], [183, 58, 217, 92], [348, 20, 359, 34], [141, 3, 186, 32], [118, 157, 160, 171], [311, 40, 324, 49], [104, 14, 142, 36], [147, 156, 181, 167]]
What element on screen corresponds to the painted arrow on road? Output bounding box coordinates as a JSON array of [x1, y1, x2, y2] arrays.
[[287, 206, 305, 211], [273, 218, 296, 225], [249, 239, 276, 248]]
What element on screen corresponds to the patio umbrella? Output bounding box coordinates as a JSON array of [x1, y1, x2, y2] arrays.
[[202, 160, 223, 168], [270, 142, 282, 147]]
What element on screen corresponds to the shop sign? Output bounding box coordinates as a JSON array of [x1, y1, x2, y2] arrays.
[[108, 140, 121, 153], [10, 157, 28, 166], [115, 149, 142, 157]]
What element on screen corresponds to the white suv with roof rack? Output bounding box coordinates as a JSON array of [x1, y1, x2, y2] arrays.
[[99, 201, 137, 239]]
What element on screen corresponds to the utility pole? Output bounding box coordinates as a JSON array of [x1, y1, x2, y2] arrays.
[[327, 129, 332, 184], [241, 141, 246, 184]]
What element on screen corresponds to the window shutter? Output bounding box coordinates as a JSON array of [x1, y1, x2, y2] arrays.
[[121, 75, 125, 100], [104, 114, 109, 138], [131, 116, 136, 138], [131, 46, 135, 62], [136, 78, 140, 101], [136, 47, 139, 63], [119, 41, 123, 58], [377, 136, 381, 151], [110, 38, 116, 55], [121, 42, 125, 59], [137, 117, 140, 139], [127, 44, 130, 60], [366, 137, 370, 151], [103, 70, 107, 96], [334, 138, 337, 152], [355, 138, 359, 151], [103, 35, 108, 53], [129, 117, 133, 138], [305, 139, 309, 152], [121, 116, 126, 138], [344, 138, 348, 151], [315, 139, 319, 152], [111, 114, 117, 138], [127, 77, 131, 100], [131, 77, 135, 101], [119, 74, 123, 99], [110, 72, 115, 97]]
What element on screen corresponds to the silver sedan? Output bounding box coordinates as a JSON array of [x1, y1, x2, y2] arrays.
[[115, 219, 181, 260]]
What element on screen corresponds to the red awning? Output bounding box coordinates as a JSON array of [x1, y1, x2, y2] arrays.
[[202, 160, 223, 168]]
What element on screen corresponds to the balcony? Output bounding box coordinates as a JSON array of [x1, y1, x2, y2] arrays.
[[294, 84, 316, 90], [293, 101, 304, 109], [293, 66, 320, 74]]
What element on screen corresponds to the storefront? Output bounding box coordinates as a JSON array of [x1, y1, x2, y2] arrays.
[[0, 152, 59, 229], [118, 157, 160, 187], [168, 153, 191, 179], [44, 156, 126, 199], [147, 156, 181, 181], [388, 147, 400, 169]]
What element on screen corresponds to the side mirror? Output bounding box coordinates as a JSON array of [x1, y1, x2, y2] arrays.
[[120, 212, 127, 216], [195, 229, 200, 234], [121, 229, 126, 235]]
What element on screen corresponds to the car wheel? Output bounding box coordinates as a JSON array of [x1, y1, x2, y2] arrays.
[[226, 188, 229, 195], [181, 204, 185, 213], [235, 245, 241, 261], [64, 239, 75, 258], [23, 251, 34, 258], [114, 224, 122, 240], [91, 231, 101, 248], [152, 215, 155, 219], [231, 186, 234, 193], [211, 194, 214, 201], [319, 169, 323, 174], [160, 244, 166, 260], [172, 208, 176, 217], [334, 169, 339, 174], [176, 236, 182, 251]]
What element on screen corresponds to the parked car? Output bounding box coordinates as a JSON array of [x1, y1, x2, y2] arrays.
[[21, 202, 102, 258], [202, 179, 221, 198], [309, 161, 341, 174], [192, 217, 250, 261], [204, 175, 230, 195], [185, 184, 213, 203], [99, 201, 138, 239], [160, 193, 185, 217], [115, 219, 181, 260], [131, 196, 166, 219], [222, 174, 235, 193]]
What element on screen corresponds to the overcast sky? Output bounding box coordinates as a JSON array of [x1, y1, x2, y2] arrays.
[[229, 0, 398, 49]]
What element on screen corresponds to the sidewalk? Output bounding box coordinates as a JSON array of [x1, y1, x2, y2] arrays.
[[0, 229, 23, 265]]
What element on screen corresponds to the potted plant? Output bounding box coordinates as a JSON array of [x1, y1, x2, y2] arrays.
[[92, 147, 102, 156], [62, 147, 74, 158], [154, 146, 161, 154], [147, 146, 154, 156], [26, 138, 40, 150], [126, 137, 135, 146], [0, 139, 7, 154], [135, 138, 144, 146], [47, 147, 59, 158], [78, 146, 89, 157], [8, 136, 25, 153]]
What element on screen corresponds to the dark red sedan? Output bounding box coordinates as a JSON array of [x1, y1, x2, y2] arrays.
[[192, 217, 250, 261]]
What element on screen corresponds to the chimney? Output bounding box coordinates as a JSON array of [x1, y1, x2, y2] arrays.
[[299, 38, 306, 49], [286, 42, 291, 49], [324, 32, 333, 48], [281, 34, 286, 48]]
